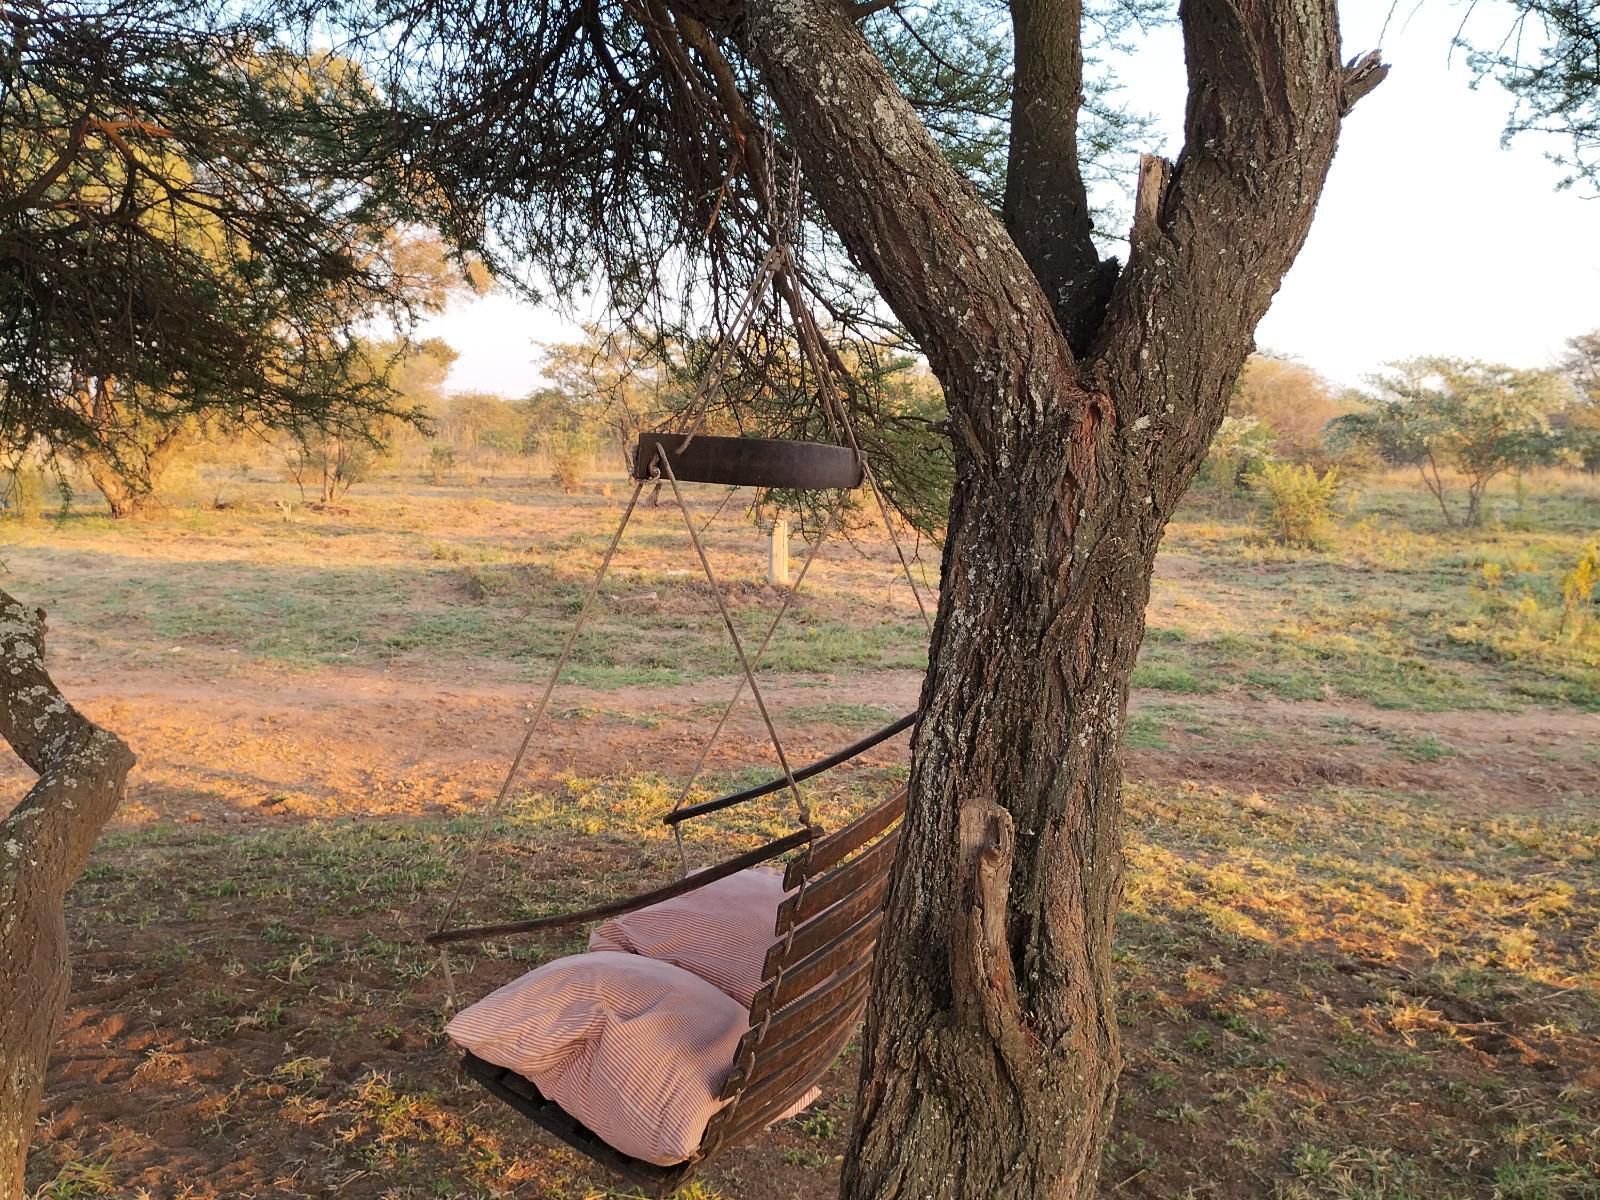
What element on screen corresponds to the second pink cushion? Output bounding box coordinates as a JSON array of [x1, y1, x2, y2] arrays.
[[588, 866, 787, 1006]]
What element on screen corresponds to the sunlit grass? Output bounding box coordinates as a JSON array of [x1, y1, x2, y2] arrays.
[[4, 467, 1596, 706]]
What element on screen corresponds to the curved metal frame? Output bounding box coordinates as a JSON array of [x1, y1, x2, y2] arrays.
[[664, 711, 917, 826]]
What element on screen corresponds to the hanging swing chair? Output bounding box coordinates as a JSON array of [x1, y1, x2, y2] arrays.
[[425, 237, 934, 1194]]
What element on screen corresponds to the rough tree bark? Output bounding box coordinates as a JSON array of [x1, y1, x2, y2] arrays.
[[0, 594, 135, 1198], [675, 0, 1385, 1196]]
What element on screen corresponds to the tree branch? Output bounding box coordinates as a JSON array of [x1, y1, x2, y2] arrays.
[[951, 799, 1033, 1059], [1002, 0, 1112, 354], [1092, 0, 1387, 505], [677, 0, 1079, 463]]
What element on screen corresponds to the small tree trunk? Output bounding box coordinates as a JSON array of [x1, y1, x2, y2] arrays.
[[81, 454, 151, 519], [0, 594, 135, 1198], [79, 424, 188, 519], [1419, 452, 1456, 528], [1465, 481, 1485, 528]]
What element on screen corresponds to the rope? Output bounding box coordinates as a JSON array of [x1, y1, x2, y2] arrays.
[[655, 447, 812, 832], [431, 478, 647, 1001], [675, 245, 787, 453], [666, 487, 849, 871], [780, 264, 935, 634]]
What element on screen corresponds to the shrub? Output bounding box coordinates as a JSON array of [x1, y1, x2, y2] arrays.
[[1201, 416, 1278, 494], [1, 467, 46, 520], [1561, 543, 1600, 637], [428, 444, 457, 484], [548, 434, 594, 494], [1246, 461, 1340, 547]]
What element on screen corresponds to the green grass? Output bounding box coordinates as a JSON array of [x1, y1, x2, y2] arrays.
[[5, 467, 1597, 706], [1140, 472, 1600, 711]]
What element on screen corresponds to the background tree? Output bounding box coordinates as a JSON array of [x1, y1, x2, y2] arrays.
[[285, 336, 459, 503], [1333, 358, 1570, 526], [0, 2, 468, 1184], [78, 231, 464, 517], [1229, 354, 1352, 461], [0, 3, 460, 507], [299, 0, 1390, 1194], [1558, 330, 1600, 471], [537, 328, 679, 460]]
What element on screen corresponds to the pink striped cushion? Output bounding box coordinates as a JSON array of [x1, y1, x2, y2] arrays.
[[445, 952, 747, 1165], [588, 866, 786, 1006]]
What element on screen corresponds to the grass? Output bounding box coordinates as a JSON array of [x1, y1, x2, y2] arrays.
[[38, 772, 1600, 1199], [10, 463, 1600, 1199], [5, 467, 1596, 707]]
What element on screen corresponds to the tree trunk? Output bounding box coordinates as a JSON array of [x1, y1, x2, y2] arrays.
[[844, 373, 1154, 1197], [82, 454, 151, 518], [669, 0, 1382, 1193], [0, 594, 136, 1198], [75, 381, 190, 519]]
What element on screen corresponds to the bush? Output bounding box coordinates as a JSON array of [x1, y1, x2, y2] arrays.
[[1, 467, 48, 520], [1562, 543, 1599, 637], [549, 441, 591, 493], [1201, 416, 1278, 494], [428, 444, 457, 484], [1246, 461, 1340, 547]]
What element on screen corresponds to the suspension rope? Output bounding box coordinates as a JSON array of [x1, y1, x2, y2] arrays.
[[655, 447, 812, 832], [781, 265, 935, 633], [674, 245, 787, 452], [666, 486, 849, 871], [431, 478, 647, 1000]]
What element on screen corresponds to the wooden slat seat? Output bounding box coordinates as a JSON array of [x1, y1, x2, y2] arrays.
[[457, 787, 907, 1196]]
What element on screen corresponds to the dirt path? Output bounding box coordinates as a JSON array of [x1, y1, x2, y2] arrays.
[[7, 661, 1595, 826]]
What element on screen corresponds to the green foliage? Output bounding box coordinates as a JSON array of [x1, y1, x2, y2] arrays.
[[1, 462, 48, 520], [1558, 330, 1600, 473], [1467, 0, 1600, 189], [293, 0, 1152, 542], [1229, 355, 1351, 460], [1246, 461, 1340, 548], [1330, 359, 1570, 527], [1201, 416, 1279, 494], [0, 3, 464, 471], [283, 338, 453, 502]]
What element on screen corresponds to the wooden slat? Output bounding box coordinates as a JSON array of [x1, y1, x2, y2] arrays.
[[732, 954, 873, 1073], [744, 987, 867, 1093], [712, 1023, 857, 1151], [763, 869, 890, 980], [426, 827, 813, 945], [723, 966, 872, 1099], [784, 788, 907, 889], [726, 979, 870, 1100], [751, 909, 883, 1023], [775, 831, 899, 932]]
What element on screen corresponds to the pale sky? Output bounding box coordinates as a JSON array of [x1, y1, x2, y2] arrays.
[[424, 0, 1598, 396]]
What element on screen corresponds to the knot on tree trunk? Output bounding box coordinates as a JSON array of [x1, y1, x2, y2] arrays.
[[951, 799, 1033, 1056]]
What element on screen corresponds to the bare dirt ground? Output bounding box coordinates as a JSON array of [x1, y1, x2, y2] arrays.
[[11, 658, 1593, 830]]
